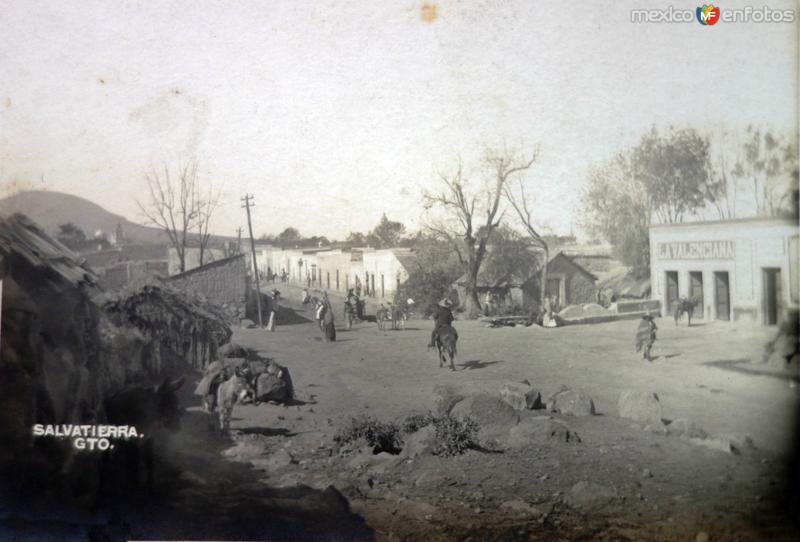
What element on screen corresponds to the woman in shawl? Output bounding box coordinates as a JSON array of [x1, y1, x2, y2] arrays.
[[322, 292, 336, 342], [635, 312, 657, 361]]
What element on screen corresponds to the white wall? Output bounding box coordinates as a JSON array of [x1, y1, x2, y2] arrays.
[[650, 218, 798, 324]]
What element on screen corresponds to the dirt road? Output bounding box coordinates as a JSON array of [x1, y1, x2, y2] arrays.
[[208, 285, 798, 540]]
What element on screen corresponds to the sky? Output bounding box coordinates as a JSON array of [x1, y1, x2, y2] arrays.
[[0, 0, 797, 240]]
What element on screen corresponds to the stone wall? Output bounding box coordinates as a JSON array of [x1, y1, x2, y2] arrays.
[[168, 254, 246, 318]]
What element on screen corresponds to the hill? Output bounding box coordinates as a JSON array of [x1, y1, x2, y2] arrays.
[[0, 190, 234, 246]]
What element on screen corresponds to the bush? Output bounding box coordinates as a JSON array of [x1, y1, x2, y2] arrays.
[[401, 412, 437, 433], [402, 412, 479, 456], [334, 415, 403, 454], [433, 416, 480, 456]]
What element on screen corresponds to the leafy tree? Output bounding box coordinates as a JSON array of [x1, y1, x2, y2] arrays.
[[731, 126, 798, 216], [396, 234, 461, 316], [632, 127, 713, 224], [345, 231, 367, 246], [366, 213, 406, 248], [277, 227, 302, 246], [56, 222, 87, 251], [581, 127, 715, 274]]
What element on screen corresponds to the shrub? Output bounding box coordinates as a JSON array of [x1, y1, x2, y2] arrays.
[[334, 415, 403, 454], [401, 412, 437, 433], [433, 416, 479, 456]]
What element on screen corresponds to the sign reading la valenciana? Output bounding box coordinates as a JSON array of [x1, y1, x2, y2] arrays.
[[657, 240, 735, 260]]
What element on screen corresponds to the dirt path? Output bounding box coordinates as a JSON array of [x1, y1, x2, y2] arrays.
[[208, 286, 798, 540]]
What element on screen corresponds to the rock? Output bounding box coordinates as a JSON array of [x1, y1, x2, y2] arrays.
[[667, 418, 707, 439], [618, 390, 663, 426], [434, 384, 465, 416], [506, 416, 580, 448], [500, 500, 547, 517], [695, 531, 709, 542], [546, 387, 595, 416], [566, 481, 618, 511], [500, 382, 543, 410], [689, 437, 739, 454], [266, 448, 294, 470], [414, 471, 448, 487], [401, 425, 436, 459], [450, 393, 521, 440]]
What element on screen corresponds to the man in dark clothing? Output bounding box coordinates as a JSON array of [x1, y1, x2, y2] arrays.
[[428, 298, 455, 348]]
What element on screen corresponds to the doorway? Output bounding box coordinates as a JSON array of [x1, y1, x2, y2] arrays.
[[714, 271, 730, 321], [762, 268, 782, 325], [689, 271, 704, 319], [665, 271, 679, 315]]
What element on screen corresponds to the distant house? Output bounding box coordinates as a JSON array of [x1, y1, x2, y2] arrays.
[[80, 243, 170, 290], [453, 251, 599, 314], [536, 251, 599, 310]]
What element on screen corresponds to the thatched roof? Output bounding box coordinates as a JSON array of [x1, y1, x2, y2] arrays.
[[0, 213, 98, 288]]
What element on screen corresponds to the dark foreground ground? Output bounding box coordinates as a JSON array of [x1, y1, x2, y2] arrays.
[[2, 284, 798, 541]]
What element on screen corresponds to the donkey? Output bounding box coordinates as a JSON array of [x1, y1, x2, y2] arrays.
[[216, 370, 255, 432], [376, 305, 389, 330], [673, 297, 700, 327], [435, 324, 458, 371]]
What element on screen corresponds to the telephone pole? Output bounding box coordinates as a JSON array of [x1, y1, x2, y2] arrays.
[[241, 195, 263, 327]]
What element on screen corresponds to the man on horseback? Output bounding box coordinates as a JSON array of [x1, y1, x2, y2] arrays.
[[428, 298, 455, 348]]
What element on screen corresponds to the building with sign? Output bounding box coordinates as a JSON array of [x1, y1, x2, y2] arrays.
[[650, 217, 798, 325]]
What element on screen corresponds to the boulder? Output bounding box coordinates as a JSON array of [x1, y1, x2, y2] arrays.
[[450, 393, 520, 440], [266, 448, 295, 470], [546, 387, 595, 416], [401, 425, 436, 459], [500, 382, 543, 410], [566, 481, 618, 511], [666, 418, 707, 439], [689, 437, 739, 454], [617, 390, 663, 426], [433, 384, 465, 416], [506, 416, 580, 448], [500, 500, 548, 517]]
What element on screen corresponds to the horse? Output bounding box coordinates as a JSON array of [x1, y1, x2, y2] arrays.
[[216, 370, 255, 432], [435, 325, 458, 371], [103, 376, 186, 493], [391, 306, 407, 330], [673, 297, 699, 326], [376, 305, 389, 330]]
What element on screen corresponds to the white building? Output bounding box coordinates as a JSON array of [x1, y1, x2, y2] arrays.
[[650, 217, 799, 325], [252, 245, 417, 299]]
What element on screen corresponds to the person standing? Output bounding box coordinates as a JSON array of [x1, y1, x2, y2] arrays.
[[322, 292, 336, 342], [635, 312, 657, 361]]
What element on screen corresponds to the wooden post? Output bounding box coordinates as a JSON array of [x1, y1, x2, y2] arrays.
[[241, 194, 263, 327]]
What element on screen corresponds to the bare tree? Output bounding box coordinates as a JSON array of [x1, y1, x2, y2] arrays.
[[502, 151, 551, 311], [137, 161, 202, 274], [195, 184, 221, 266], [423, 149, 536, 318]]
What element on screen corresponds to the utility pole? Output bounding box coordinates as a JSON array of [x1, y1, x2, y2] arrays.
[[235, 227, 243, 255], [241, 195, 263, 327]]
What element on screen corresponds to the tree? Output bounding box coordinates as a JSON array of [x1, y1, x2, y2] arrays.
[[345, 231, 367, 247], [502, 156, 553, 310], [56, 222, 87, 251], [423, 149, 536, 318], [581, 127, 716, 275], [396, 233, 462, 316], [196, 184, 221, 266], [731, 126, 798, 216], [137, 161, 210, 273], [581, 154, 652, 274], [366, 213, 406, 248], [277, 227, 301, 246], [632, 127, 713, 224]]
